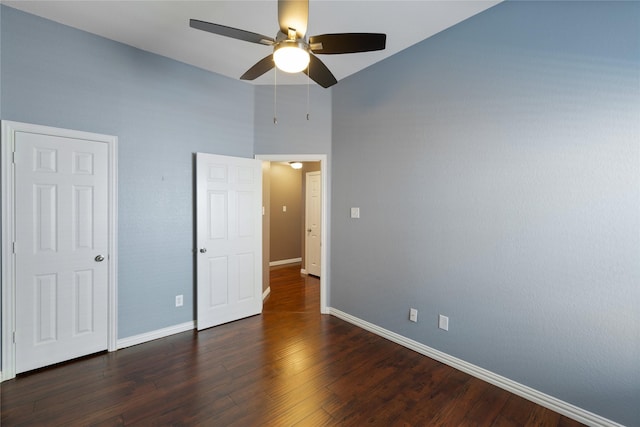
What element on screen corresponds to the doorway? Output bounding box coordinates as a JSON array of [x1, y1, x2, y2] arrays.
[[255, 154, 328, 314], [305, 170, 321, 277], [1, 121, 118, 380]]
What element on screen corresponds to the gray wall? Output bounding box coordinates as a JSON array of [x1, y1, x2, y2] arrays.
[[331, 1, 639, 425], [1, 6, 255, 339], [0, 5, 3, 120], [253, 85, 332, 156]]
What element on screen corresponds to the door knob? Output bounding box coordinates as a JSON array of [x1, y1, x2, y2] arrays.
[[199, 248, 207, 253], [95, 255, 105, 262]]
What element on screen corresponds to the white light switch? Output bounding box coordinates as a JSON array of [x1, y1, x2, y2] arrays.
[[282, 205, 287, 212], [439, 314, 449, 331], [350, 207, 360, 219]]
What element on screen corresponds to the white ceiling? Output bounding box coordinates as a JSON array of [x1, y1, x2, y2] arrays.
[[2, 0, 500, 86]]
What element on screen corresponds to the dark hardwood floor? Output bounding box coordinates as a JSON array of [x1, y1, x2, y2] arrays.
[[2, 264, 584, 426]]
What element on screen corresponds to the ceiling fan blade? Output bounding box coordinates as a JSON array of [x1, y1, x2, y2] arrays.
[[278, 0, 308, 38], [240, 55, 275, 81], [190, 19, 274, 45], [303, 54, 338, 88], [309, 33, 386, 55]]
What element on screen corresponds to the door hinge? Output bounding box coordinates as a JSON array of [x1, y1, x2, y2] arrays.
[[12, 151, 16, 164], [12, 331, 16, 343], [12, 241, 16, 253]]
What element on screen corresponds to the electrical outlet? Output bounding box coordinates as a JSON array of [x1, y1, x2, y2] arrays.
[[409, 308, 418, 323], [439, 314, 449, 331], [175, 295, 183, 307]]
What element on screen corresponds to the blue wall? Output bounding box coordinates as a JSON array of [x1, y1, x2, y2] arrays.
[[254, 84, 332, 156], [1, 6, 255, 338], [331, 1, 639, 425]]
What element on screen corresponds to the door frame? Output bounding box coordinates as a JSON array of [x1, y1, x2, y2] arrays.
[[255, 154, 329, 314], [1, 121, 118, 381]]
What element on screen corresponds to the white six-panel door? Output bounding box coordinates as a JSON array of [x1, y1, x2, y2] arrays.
[[305, 171, 322, 277], [196, 153, 262, 330], [14, 131, 110, 374]]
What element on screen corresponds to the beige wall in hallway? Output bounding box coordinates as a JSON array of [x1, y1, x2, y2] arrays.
[[270, 163, 302, 262]]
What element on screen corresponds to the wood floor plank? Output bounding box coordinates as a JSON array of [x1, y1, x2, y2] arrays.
[[491, 394, 539, 426], [1, 263, 586, 426], [292, 407, 335, 427]]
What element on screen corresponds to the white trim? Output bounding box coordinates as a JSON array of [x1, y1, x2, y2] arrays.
[[1, 121, 118, 381], [300, 269, 307, 275], [262, 286, 271, 301], [1, 122, 16, 381], [107, 132, 118, 353], [256, 154, 329, 314], [328, 308, 623, 427], [117, 322, 195, 349], [269, 257, 302, 267]]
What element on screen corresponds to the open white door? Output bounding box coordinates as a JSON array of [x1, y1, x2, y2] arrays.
[[305, 171, 322, 277], [196, 153, 262, 330]]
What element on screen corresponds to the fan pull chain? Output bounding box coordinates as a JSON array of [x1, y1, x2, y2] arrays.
[[273, 67, 278, 125], [306, 64, 310, 121]]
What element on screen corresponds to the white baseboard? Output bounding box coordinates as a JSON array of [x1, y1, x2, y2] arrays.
[[269, 257, 302, 267], [328, 308, 622, 427], [117, 321, 195, 349], [263, 286, 271, 301], [300, 268, 308, 275]]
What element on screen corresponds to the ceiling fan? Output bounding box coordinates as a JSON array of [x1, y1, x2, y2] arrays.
[[190, 0, 386, 88]]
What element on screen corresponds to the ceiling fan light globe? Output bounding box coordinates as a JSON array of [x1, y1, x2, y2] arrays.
[[274, 45, 310, 73]]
